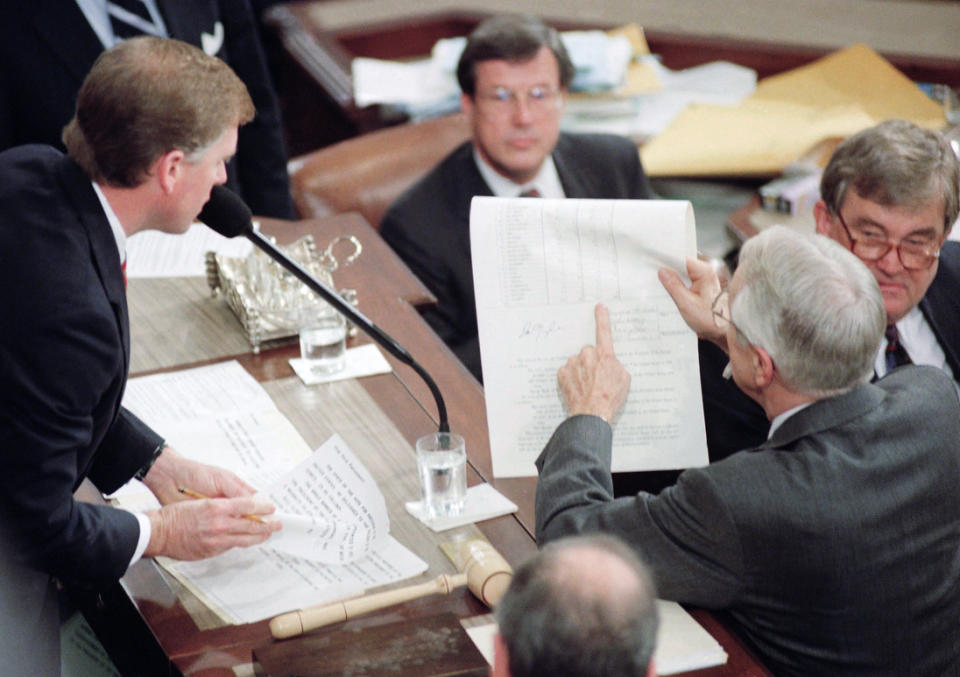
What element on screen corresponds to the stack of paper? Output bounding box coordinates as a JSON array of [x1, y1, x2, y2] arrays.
[[641, 44, 947, 177], [115, 361, 427, 624]]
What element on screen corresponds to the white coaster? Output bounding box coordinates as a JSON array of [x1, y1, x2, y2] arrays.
[[405, 483, 518, 532], [290, 343, 392, 385]]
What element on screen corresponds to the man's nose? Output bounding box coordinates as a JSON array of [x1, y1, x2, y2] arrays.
[[875, 244, 905, 275], [512, 94, 534, 124]]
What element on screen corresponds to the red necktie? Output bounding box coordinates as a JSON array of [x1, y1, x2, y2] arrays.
[[121, 259, 127, 287], [884, 325, 911, 371], [518, 188, 541, 198]]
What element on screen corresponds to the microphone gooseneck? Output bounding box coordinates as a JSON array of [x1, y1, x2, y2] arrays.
[[199, 186, 450, 433]]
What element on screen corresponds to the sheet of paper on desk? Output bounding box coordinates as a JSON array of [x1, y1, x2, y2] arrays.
[[126, 221, 252, 278], [166, 535, 426, 625], [471, 197, 707, 478], [114, 361, 427, 624], [259, 434, 390, 564], [114, 361, 311, 506]]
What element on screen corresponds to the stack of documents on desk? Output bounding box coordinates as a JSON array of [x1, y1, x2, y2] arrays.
[[115, 361, 426, 624], [126, 221, 252, 278], [642, 43, 948, 177]]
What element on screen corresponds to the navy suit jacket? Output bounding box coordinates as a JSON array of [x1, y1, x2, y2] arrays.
[[380, 133, 655, 380], [0, 0, 295, 218], [698, 239, 960, 462], [537, 366, 960, 677], [0, 146, 163, 672]]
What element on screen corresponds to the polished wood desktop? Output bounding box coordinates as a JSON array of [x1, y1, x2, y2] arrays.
[[80, 213, 772, 676]]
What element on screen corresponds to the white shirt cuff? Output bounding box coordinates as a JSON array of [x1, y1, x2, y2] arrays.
[[129, 512, 152, 569]]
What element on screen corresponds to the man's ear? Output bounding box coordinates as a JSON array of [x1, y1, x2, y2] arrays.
[[154, 149, 186, 195], [752, 345, 776, 390], [461, 92, 475, 121], [813, 199, 832, 237]]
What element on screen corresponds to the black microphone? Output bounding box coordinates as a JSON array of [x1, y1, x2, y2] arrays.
[[199, 185, 449, 433]]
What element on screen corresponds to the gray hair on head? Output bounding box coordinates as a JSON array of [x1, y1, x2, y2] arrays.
[[820, 119, 960, 235], [731, 225, 885, 397]]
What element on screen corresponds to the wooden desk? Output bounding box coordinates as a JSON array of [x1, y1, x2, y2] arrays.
[[83, 213, 771, 676], [262, 4, 960, 151]]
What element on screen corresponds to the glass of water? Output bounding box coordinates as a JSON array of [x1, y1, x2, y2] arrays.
[[416, 432, 466, 519], [298, 301, 346, 375]]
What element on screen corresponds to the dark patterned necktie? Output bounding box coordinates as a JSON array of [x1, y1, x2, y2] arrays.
[[518, 188, 541, 198], [106, 0, 160, 40], [885, 325, 912, 372]]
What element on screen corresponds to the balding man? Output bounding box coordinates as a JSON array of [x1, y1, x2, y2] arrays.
[[493, 534, 658, 677]]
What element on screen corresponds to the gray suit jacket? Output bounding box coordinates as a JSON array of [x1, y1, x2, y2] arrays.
[[536, 366, 960, 676], [380, 133, 654, 381]]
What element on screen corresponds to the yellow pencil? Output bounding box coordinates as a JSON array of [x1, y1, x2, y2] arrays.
[[177, 487, 266, 524]]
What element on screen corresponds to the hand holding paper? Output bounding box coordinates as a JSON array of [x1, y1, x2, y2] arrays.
[[558, 304, 631, 423], [143, 445, 258, 505], [145, 494, 280, 560], [658, 258, 726, 349]]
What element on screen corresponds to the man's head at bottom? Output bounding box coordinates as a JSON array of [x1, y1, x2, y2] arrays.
[[492, 533, 659, 677]]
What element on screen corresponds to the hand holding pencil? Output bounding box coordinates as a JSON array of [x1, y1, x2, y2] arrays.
[[136, 445, 280, 561]]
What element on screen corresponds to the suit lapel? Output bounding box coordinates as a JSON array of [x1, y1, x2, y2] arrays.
[[918, 241, 960, 376], [454, 143, 494, 225], [56, 159, 131, 379], [552, 134, 589, 198]]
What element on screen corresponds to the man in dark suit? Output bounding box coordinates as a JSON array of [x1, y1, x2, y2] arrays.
[[380, 14, 655, 381], [0, 37, 281, 675], [536, 226, 960, 676], [0, 0, 296, 219], [702, 119, 960, 460]]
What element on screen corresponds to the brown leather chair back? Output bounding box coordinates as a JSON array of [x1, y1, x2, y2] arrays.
[[287, 113, 471, 229]]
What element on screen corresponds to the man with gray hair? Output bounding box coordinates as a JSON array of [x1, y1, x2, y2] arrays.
[[536, 226, 960, 676], [703, 119, 960, 458], [493, 534, 659, 677]]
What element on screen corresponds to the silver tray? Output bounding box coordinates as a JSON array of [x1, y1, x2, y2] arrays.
[[205, 234, 361, 353]]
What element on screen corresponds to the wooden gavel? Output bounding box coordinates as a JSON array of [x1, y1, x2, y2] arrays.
[[269, 539, 513, 639]]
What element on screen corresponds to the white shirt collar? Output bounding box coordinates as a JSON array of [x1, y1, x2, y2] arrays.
[[472, 148, 565, 199], [92, 182, 127, 264], [767, 402, 813, 440]]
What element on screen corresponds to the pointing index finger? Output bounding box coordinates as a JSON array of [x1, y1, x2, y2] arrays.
[[595, 303, 615, 355]]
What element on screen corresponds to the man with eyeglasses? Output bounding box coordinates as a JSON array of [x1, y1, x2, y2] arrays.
[[536, 225, 960, 676], [702, 119, 960, 459], [381, 13, 655, 382]]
